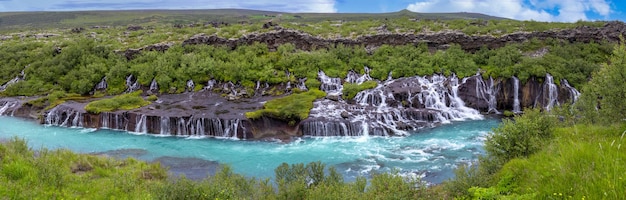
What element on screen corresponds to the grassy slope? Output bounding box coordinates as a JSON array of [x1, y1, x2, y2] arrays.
[[469, 123, 626, 199], [0, 9, 505, 31]]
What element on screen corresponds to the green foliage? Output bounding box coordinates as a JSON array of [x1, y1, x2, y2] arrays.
[[0, 138, 444, 199], [245, 89, 326, 124], [468, 124, 626, 199], [342, 80, 377, 100], [0, 137, 166, 199], [84, 91, 150, 114], [484, 108, 556, 165], [577, 40, 626, 124]]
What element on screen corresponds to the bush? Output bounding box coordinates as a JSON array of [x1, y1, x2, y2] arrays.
[[342, 80, 377, 100], [484, 108, 555, 164], [84, 91, 150, 114], [245, 89, 326, 124]]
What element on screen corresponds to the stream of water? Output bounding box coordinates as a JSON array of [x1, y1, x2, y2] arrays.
[[0, 116, 499, 184]]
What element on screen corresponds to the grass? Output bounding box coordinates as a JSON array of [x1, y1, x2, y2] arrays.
[[470, 123, 626, 199], [0, 137, 165, 199], [0, 137, 442, 199], [342, 80, 378, 100], [245, 89, 326, 124], [84, 91, 150, 114]]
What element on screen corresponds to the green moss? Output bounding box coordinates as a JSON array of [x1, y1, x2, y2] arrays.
[[146, 94, 158, 101], [84, 91, 150, 114], [245, 89, 326, 124], [342, 81, 377, 100]]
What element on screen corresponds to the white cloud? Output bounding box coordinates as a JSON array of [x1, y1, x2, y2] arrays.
[[0, 0, 337, 13], [407, 0, 612, 22]]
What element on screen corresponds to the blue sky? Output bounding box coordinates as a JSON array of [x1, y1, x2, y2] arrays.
[[0, 0, 624, 22]]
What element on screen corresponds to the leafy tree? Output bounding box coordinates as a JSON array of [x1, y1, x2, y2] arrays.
[[578, 39, 626, 124]]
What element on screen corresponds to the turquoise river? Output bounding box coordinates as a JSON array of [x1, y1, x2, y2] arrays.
[[0, 116, 500, 184]]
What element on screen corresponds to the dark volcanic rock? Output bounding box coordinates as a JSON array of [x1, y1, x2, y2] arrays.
[[180, 21, 626, 53]]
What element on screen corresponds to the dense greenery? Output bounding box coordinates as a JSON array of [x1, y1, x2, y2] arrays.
[[0, 37, 612, 98], [441, 41, 626, 199], [0, 137, 166, 199], [84, 91, 150, 114], [0, 137, 440, 199], [343, 80, 378, 100], [245, 89, 326, 124]]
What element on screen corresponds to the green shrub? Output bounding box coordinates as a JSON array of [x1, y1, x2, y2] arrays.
[[84, 91, 150, 114], [146, 95, 158, 101], [245, 89, 326, 124], [484, 108, 555, 164], [342, 80, 377, 100]]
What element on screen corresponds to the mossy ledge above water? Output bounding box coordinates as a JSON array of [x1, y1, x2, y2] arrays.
[[84, 91, 151, 114], [245, 89, 326, 125]]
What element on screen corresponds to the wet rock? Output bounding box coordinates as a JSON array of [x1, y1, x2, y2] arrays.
[[327, 94, 341, 101], [341, 111, 350, 119]]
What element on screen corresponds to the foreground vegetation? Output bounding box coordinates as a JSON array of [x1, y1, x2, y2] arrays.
[[0, 137, 440, 199]]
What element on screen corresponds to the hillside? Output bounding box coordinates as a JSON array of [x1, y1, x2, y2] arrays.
[[0, 9, 507, 31]]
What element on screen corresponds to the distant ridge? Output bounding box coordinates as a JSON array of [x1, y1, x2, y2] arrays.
[[0, 9, 507, 30]]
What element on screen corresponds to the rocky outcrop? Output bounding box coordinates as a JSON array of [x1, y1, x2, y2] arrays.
[[182, 21, 626, 52], [121, 42, 174, 60], [1, 73, 581, 140]]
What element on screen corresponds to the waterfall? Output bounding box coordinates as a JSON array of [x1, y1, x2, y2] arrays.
[[543, 74, 559, 111], [44, 106, 83, 127], [160, 116, 171, 135], [305, 74, 482, 137], [95, 77, 108, 91], [512, 77, 521, 113], [223, 119, 240, 139], [561, 79, 581, 103], [318, 71, 343, 95], [0, 101, 17, 116], [100, 112, 127, 130], [205, 79, 217, 90], [187, 80, 195, 92], [0, 68, 26, 92], [126, 75, 140, 92], [135, 114, 147, 133], [345, 67, 373, 84], [473, 75, 500, 113], [297, 78, 308, 90], [149, 79, 158, 92]]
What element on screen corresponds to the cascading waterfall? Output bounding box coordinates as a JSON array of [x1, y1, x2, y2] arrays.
[[156, 116, 241, 138], [44, 106, 83, 127], [95, 77, 108, 91], [187, 80, 195, 92], [149, 79, 158, 92], [512, 77, 521, 113], [305, 72, 483, 137], [0, 101, 17, 116], [0, 68, 26, 92], [543, 74, 559, 111], [345, 67, 373, 84], [135, 114, 147, 133], [160, 116, 171, 135], [318, 71, 343, 96], [126, 75, 140, 92], [205, 79, 217, 90], [561, 79, 581, 103], [297, 78, 308, 91], [473, 75, 500, 113]]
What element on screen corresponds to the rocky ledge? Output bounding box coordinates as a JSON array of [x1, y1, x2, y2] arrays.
[[0, 72, 579, 140]]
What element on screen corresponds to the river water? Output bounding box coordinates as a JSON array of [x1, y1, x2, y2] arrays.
[[0, 116, 499, 184]]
